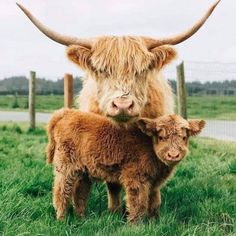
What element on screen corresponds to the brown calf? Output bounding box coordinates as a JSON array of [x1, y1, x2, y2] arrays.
[[47, 109, 205, 222]]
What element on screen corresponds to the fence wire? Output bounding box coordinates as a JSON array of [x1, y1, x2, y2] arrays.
[[164, 61, 236, 82]]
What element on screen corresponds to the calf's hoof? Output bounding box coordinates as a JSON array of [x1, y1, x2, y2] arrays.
[[108, 205, 122, 213], [75, 209, 86, 218], [56, 212, 65, 221], [127, 214, 144, 224], [148, 208, 160, 219]]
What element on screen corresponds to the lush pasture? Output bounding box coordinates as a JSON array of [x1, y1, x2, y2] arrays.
[[0, 95, 236, 120], [0, 95, 64, 113], [0, 123, 235, 235], [187, 96, 236, 120]]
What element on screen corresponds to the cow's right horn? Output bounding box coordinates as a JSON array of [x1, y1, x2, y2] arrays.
[[16, 3, 94, 49], [144, 0, 221, 49]]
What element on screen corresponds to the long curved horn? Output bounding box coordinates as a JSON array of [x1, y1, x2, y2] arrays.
[[16, 3, 93, 48], [144, 0, 221, 49]]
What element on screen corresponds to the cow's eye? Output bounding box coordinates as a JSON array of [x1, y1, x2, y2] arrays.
[[159, 136, 164, 141], [98, 69, 109, 77], [183, 136, 187, 141]]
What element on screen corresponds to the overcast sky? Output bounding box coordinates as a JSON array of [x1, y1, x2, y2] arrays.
[[0, 0, 236, 81]]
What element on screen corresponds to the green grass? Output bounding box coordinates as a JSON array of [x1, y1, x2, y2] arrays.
[[0, 95, 64, 113], [0, 123, 235, 235], [187, 96, 236, 120], [0, 95, 236, 120]]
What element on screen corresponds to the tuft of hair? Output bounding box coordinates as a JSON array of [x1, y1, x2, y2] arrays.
[[66, 36, 177, 77], [90, 36, 155, 77]]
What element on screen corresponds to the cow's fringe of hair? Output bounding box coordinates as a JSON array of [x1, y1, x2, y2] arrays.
[[91, 36, 155, 77]]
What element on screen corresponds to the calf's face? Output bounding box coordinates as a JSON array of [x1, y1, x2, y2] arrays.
[[137, 115, 205, 166], [67, 36, 176, 122]]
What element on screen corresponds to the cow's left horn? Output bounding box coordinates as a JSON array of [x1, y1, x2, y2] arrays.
[[144, 0, 221, 49], [16, 3, 94, 49]]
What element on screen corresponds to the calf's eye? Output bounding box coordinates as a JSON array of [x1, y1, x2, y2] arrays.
[[159, 136, 164, 141], [183, 137, 187, 141]]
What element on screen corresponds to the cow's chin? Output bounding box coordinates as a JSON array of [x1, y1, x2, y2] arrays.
[[107, 113, 139, 124]]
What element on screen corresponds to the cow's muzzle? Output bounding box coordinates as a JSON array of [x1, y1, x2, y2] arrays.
[[107, 97, 139, 122]]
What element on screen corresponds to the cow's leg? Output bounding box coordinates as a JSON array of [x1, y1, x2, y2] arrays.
[[73, 175, 92, 218], [106, 182, 122, 212], [123, 180, 150, 223], [148, 187, 161, 218], [53, 167, 77, 220]]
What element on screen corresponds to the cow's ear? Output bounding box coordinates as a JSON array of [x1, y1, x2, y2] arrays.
[[151, 45, 177, 69], [136, 118, 157, 136], [188, 119, 206, 136], [67, 45, 92, 70]]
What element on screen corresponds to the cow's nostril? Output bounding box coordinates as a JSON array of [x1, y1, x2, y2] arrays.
[[112, 101, 118, 109], [128, 101, 134, 110]]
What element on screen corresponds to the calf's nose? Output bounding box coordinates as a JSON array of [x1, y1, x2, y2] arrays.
[[167, 151, 180, 160]]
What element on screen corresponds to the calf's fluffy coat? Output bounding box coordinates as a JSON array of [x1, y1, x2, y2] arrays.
[[47, 109, 205, 222]]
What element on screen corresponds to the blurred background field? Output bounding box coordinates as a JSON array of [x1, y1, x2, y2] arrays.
[[1, 72, 236, 120], [0, 94, 236, 120]]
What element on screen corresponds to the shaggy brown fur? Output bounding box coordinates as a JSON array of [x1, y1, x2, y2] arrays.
[[67, 36, 176, 121], [17, 1, 220, 216], [68, 36, 176, 211], [47, 109, 205, 222]]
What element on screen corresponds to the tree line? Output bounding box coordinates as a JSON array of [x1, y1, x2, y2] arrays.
[[0, 76, 236, 96], [170, 80, 236, 96], [0, 76, 83, 95]]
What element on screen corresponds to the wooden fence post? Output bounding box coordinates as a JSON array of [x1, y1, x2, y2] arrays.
[[64, 73, 73, 108], [29, 71, 36, 130], [176, 61, 187, 119]]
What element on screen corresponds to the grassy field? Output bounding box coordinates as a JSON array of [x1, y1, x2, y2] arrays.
[[0, 95, 65, 113], [187, 96, 236, 120], [0, 123, 235, 235], [0, 95, 236, 120]]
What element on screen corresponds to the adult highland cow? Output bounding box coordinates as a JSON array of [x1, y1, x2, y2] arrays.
[[18, 0, 220, 212]]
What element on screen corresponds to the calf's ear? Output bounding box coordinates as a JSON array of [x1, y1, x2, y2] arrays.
[[136, 118, 157, 136], [188, 119, 206, 136], [151, 45, 177, 70], [67, 45, 92, 70]]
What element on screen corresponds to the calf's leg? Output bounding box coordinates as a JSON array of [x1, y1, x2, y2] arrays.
[[123, 180, 150, 223], [73, 175, 92, 218], [53, 167, 77, 220], [106, 182, 122, 212], [148, 187, 161, 218]]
